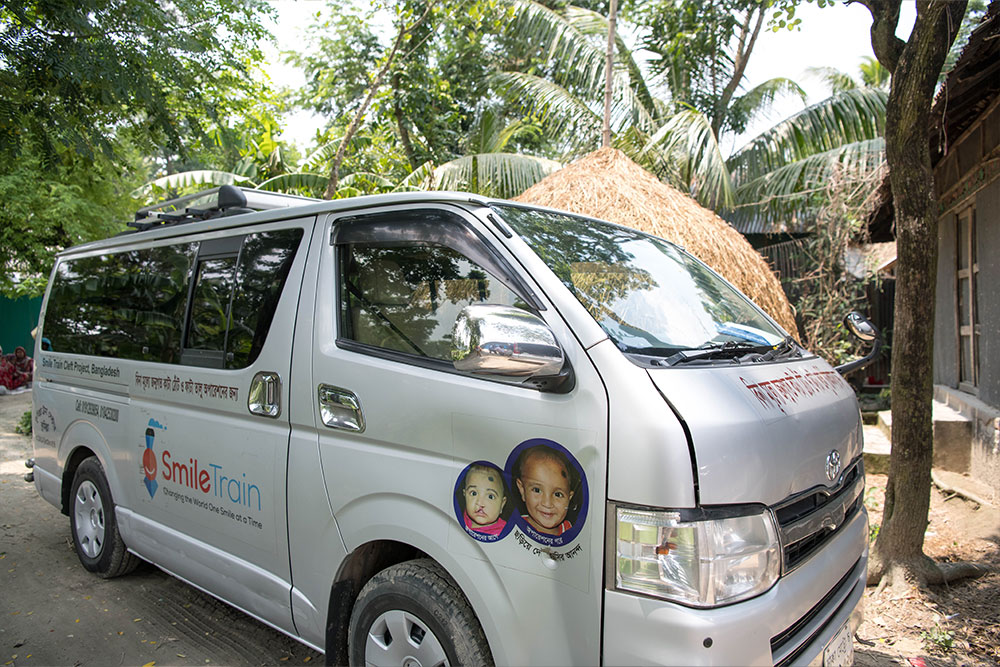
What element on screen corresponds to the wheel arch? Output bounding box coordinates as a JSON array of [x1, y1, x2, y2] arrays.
[[61, 445, 98, 515], [324, 539, 425, 666]]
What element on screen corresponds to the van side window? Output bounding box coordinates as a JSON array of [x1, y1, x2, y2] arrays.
[[43, 243, 198, 361], [227, 229, 303, 368], [42, 228, 303, 368], [339, 242, 527, 361], [186, 256, 238, 354]]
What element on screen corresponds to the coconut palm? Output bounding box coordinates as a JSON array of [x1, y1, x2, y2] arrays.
[[399, 109, 562, 198], [726, 87, 887, 230], [488, 0, 887, 226], [488, 1, 814, 210]]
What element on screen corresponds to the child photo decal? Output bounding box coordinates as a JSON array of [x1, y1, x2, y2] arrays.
[[454, 461, 514, 542], [453, 438, 588, 548]]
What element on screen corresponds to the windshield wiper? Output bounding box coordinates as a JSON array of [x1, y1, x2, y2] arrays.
[[756, 335, 799, 362], [663, 336, 805, 366]]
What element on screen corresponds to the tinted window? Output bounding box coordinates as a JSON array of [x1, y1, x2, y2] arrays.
[[340, 242, 527, 361], [44, 243, 197, 361], [187, 257, 237, 352], [227, 229, 303, 368], [42, 228, 304, 368]]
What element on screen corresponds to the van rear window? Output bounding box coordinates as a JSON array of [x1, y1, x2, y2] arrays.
[[43, 228, 303, 368], [44, 243, 198, 363]]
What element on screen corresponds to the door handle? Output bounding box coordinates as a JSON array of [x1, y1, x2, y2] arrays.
[[248, 371, 281, 418], [318, 384, 365, 432]]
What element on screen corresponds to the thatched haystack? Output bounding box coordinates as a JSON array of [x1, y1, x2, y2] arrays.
[[514, 147, 798, 335]]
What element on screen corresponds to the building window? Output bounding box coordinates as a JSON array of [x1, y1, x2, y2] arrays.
[[956, 206, 979, 392]]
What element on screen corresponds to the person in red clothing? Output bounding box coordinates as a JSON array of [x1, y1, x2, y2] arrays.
[[0, 346, 33, 391]]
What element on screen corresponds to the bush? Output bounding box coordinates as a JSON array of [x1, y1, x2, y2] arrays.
[[14, 409, 32, 436]]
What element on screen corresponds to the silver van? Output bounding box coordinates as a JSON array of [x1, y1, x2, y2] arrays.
[[29, 186, 869, 666]]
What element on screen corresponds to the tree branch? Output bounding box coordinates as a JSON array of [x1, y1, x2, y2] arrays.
[[851, 0, 905, 72], [323, 1, 436, 198], [711, 6, 764, 138]]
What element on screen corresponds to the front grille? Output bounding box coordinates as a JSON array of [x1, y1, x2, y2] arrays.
[[773, 458, 864, 572]]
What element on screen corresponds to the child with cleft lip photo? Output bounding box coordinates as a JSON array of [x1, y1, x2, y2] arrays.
[[513, 445, 578, 536], [460, 463, 510, 537]]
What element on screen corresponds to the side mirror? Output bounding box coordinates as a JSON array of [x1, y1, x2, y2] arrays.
[[835, 311, 883, 376], [452, 304, 566, 381], [844, 311, 877, 343]]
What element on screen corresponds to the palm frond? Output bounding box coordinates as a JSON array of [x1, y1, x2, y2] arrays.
[[136, 170, 256, 197], [298, 141, 343, 171], [491, 71, 602, 150], [643, 108, 734, 210], [729, 77, 807, 126], [339, 171, 396, 192], [563, 5, 658, 115], [727, 88, 887, 185], [432, 153, 563, 198], [731, 138, 885, 229], [806, 66, 859, 94], [255, 172, 328, 194], [507, 0, 607, 96], [395, 161, 437, 192]]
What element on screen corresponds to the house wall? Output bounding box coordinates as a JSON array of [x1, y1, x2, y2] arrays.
[[934, 174, 1000, 495], [934, 216, 958, 387], [978, 179, 1000, 406]]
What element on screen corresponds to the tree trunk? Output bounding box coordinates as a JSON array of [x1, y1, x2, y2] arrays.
[[710, 6, 764, 139], [392, 72, 419, 170], [861, 0, 973, 590], [602, 0, 618, 148]]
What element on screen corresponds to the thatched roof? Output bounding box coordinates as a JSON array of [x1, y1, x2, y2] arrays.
[[514, 147, 798, 335]]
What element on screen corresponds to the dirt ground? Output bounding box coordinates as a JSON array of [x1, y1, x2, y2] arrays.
[[2, 388, 998, 666], [855, 469, 1000, 667]]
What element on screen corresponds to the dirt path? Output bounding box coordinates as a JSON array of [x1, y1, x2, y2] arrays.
[[0, 391, 322, 667], [855, 470, 999, 667]]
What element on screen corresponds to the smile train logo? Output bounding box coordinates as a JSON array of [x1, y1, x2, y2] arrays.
[[143, 418, 166, 498]]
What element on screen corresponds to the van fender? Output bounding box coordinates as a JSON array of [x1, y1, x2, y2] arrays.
[[58, 418, 121, 514], [333, 494, 522, 666]]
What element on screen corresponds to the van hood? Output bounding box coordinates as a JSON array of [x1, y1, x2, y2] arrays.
[[647, 357, 862, 506]]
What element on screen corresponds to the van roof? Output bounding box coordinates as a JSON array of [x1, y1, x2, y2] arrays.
[[61, 189, 498, 257]]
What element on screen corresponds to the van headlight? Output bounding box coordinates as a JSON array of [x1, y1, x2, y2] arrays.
[[615, 506, 781, 607]]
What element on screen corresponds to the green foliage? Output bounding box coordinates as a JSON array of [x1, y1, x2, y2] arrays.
[[15, 410, 32, 436], [921, 625, 955, 652], [728, 88, 887, 229], [288, 0, 510, 178], [0, 140, 144, 297], [780, 166, 881, 366], [0, 0, 275, 165]]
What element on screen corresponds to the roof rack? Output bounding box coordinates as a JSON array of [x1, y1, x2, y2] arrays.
[[129, 185, 320, 232]]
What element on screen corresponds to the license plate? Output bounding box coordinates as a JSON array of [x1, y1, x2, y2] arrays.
[[823, 621, 854, 667]]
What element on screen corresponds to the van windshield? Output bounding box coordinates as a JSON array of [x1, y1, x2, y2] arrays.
[[492, 205, 787, 358]]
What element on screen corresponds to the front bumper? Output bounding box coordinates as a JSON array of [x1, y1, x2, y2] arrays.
[[603, 507, 867, 665]]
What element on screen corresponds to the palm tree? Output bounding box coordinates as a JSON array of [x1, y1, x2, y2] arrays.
[[488, 1, 887, 226], [399, 109, 562, 198]]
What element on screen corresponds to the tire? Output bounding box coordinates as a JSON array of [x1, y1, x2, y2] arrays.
[[348, 559, 493, 667], [70, 456, 139, 578]]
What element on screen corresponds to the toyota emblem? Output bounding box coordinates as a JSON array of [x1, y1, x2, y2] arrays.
[[826, 450, 842, 481]]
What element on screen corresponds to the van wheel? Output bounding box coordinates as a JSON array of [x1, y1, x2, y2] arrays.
[[348, 559, 493, 667], [70, 457, 139, 578]]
